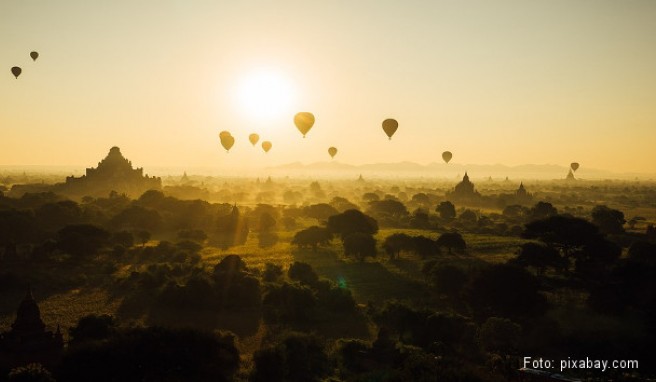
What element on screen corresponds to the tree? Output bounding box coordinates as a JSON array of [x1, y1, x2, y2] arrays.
[[647, 224, 656, 239], [502, 205, 528, 220], [257, 212, 277, 232], [111, 205, 162, 232], [529, 201, 558, 220], [458, 209, 478, 223], [8, 363, 55, 382], [135, 230, 151, 247], [329, 197, 359, 212], [262, 263, 283, 282], [367, 200, 409, 220], [327, 209, 378, 240], [283, 190, 302, 205], [466, 264, 546, 319], [343, 233, 377, 261], [250, 333, 329, 382], [572, 238, 621, 280], [303, 203, 338, 221], [412, 235, 439, 258], [137, 189, 166, 207], [212, 255, 261, 308], [288, 262, 319, 286], [436, 201, 456, 220], [411, 193, 430, 205], [262, 282, 317, 322], [409, 208, 431, 229], [58, 327, 239, 382], [628, 241, 656, 266], [69, 314, 116, 345], [436, 232, 466, 254], [309, 181, 323, 195], [291, 226, 332, 252], [213, 254, 248, 276], [35, 200, 83, 232], [111, 231, 134, 248], [177, 229, 207, 242], [522, 215, 600, 257], [0, 209, 40, 246], [430, 264, 467, 299], [382, 233, 414, 259], [362, 192, 380, 203], [57, 224, 110, 258], [511, 242, 567, 276], [479, 317, 522, 355], [215, 206, 249, 249], [591, 205, 626, 235]]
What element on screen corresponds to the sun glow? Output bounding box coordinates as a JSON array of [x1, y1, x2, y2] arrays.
[[234, 69, 296, 124]]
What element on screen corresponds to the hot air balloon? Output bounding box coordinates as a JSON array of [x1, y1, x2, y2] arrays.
[[220, 135, 235, 152], [11, 67, 21, 79], [249, 133, 259, 146], [328, 147, 337, 158], [570, 162, 580, 172], [382, 119, 398, 140], [30, 51, 39, 61], [442, 151, 452, 164], [262, 141, 272, 153], [294, 112, 315, 138], [219, 131, 231, 138]]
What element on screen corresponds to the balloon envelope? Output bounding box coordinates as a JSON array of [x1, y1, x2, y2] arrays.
[[11, 66, 21, 79], [30, 51, 39, 61], [442, 151, 452, 163], [570, 162, 580, 172], [262, 141, 272, 153], [220, 135, 235, 152], [219, 131, 231, 138], [249, 133, 259, 146], [328, 147, 337, 158], [294, 112, 315, 137], [382, 119, 398, 140]]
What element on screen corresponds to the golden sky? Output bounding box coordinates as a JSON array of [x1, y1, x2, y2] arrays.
[[2, 1, 655, 174]]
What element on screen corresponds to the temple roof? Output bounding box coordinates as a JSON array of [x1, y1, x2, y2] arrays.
[[11, 286, 46, 335]]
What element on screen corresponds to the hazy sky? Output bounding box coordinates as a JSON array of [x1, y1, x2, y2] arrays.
[[2, 1, 655, 174]]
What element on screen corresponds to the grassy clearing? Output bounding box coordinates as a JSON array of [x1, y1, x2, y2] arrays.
[[201, 231, 296, 270], [0, 288, 121, 341]]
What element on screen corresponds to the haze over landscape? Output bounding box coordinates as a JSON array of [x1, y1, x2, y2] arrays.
[[2, 2, 656, 382]]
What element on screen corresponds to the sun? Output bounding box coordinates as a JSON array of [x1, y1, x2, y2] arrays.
[[234, 69, 296, 123]]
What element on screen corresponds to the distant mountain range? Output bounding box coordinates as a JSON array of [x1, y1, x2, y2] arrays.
[[2, 162, 654, 181], [266, 161, 654, 180]]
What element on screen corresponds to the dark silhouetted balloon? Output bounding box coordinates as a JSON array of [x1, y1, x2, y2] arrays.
[[328, 147, 337, 158], [220, 135, 235, 152], [294, 112, 315, 138], [249, 133, 259, 146], [442, 151, 452, 164], [30, 51, 39, 61], [382, 119, 398, 140], [11, 67, 21, 79], [219, 131, 231, 138], [570, 162, 579, 172], [262, 141, 272, 153]]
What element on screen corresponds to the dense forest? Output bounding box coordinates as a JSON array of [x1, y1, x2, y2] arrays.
[[1, 175, 655, 381]]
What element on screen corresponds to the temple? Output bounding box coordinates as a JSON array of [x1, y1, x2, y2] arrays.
[[0, 287, 63, 370], [446, 172, 481, 203], [62, 146, 161, 197], [514, 182, 533, 204], [566, 169, 576, 181]]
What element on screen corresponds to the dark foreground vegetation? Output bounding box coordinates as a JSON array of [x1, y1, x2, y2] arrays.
[[1, 177, 655, 381]]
